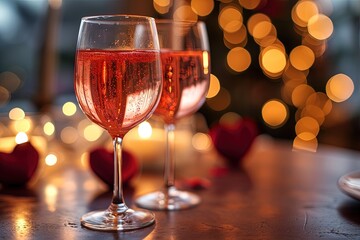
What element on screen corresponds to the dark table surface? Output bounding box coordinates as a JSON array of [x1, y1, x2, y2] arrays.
[[1, 136, 360, 240]]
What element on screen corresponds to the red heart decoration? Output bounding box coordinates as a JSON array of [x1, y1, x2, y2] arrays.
[[210, 118, 258, 167], [0, 142, 39, 186], [89, 148, 138, 188]]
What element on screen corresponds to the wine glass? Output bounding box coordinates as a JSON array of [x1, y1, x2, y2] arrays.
[[135, 20, 210, 210], [74, 15, 162, 231]]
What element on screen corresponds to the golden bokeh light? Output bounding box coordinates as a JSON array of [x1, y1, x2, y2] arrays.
[[295, 116, 319, 137], [206, 74, 221, 98], [192, 132, 212, 152], [261, 99, 288, 128], [260, 46, 287, 75], [138, 121, 153, 139], [13, 118, 32, 133], [300, 104, 325, 125], [15, 132, 28, 144], [206, 87, 231, 111], [252, 21, 272, 40], [218, 6, 243, 33], [173, 4, 198, 22], [247, 13, 270, 36], [289, 45, 315, 71], [292, 84, 315, 107], [293, 135, 318, 152], [43, 121, 55, 136], [292, 0, 319, 28], [282, 80, 308, 105], [223, 37, 248, 49], [154, 0, 171, 7], [297, 131, 317, 141], [62, 101, 77, 116], [227, 47, 251, 72], [45, 154, 58, 166], [191, 0, 214, 16], [253, 22, 277, 47], [154, 0, 171, 14], [9, 107, 25, 120], [326, 73, 354, 102], [239, 0, 261, 10], [223, 25, 247, 45], [308, 14, 334, 40], [84, 124, 104, 141], [306, 92, 332, 116]]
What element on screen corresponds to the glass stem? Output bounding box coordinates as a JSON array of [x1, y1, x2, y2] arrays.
[[163, 123, 176, 191], [108, 137, 128, 215]]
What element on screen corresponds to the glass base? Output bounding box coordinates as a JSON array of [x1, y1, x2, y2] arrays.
[[81, 208, 155, 231], [135, 187, 200, 210]]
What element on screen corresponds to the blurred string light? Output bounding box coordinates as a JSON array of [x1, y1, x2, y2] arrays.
[[261, 99, 288, 128], [9, 107, 25, 120], [289, 45, 315, 71], [43, 121, 55, 136], [326, 74, 354, 103], [62, 101, 77, 116], [192, 132, 213, 152], [227, 47, 251, 72], [45, 153, 58, 166], [173, 4, 198, 21], [218, 5, 243, 33], [206, 74, 221, 98], [138, 121, 153, 139], [15, 132, 29, 144], [153, 0, 173, 14], [239, 0, 262, 10], [191, 0, 214, 16], [151, 0, 354, 152]]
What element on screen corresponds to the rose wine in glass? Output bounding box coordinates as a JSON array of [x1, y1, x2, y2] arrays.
[[74, 15, 162, 231], [135, 20, 210, 210]]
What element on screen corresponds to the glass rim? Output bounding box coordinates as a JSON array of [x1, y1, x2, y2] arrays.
[[81, 14, 155, 24]]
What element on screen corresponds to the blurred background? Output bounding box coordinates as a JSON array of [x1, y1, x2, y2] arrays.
[[0, 0, 359, 153]]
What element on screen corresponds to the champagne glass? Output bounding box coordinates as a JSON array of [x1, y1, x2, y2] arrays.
[[74, 15, 162, 231], [135, 20, 210, 210]]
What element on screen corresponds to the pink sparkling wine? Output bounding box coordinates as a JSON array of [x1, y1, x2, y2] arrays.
[[155, 50, 210, 124], [75, 49, 162, 138]]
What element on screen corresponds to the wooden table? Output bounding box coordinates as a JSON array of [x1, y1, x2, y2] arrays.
[[1, 136, 360, 239]]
